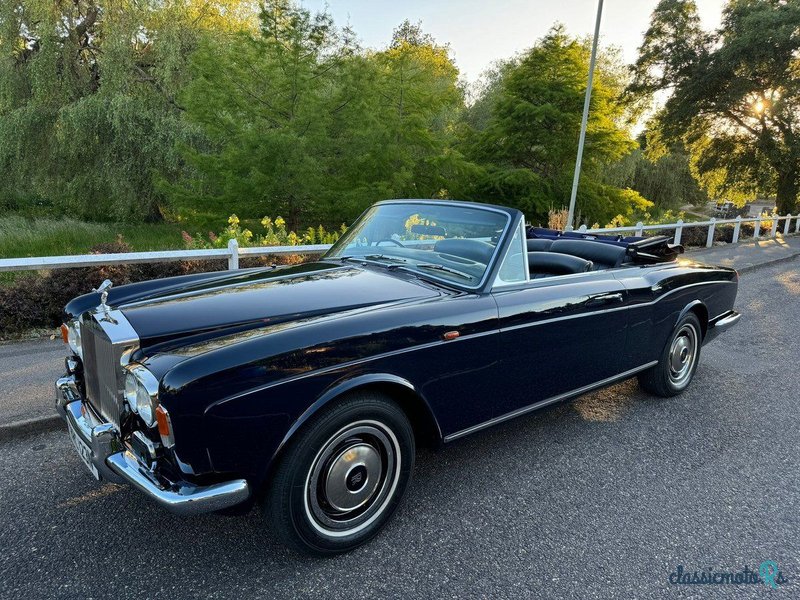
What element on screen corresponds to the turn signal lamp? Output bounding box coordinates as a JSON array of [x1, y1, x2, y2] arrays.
[[155, 405, 175, 448]]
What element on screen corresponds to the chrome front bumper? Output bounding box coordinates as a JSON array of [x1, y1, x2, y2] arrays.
[[55, 375, 250, 516]]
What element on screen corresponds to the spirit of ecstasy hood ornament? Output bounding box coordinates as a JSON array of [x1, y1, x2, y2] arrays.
[[93, 279, 113, 312]]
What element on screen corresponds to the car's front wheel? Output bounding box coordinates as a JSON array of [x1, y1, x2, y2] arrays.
[[638, 312, 703, 397], [263, 392, 415, 555]]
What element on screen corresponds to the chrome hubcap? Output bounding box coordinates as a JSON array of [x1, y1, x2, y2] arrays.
[[324, 443, 382, 511], [304, 421, 400, 536], [668, 324, 698, 386]]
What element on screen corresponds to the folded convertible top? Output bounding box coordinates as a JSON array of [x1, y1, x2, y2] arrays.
[[526, 226, 684, 264]]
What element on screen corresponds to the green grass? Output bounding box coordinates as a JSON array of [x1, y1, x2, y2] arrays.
[[0, 216, 184, 259], [0, 216, 185, 285]]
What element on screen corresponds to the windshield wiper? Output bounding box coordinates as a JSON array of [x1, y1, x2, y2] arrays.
[[388, 262, 473, 281], [339, 254, 410, 265], [340, 255, 473, 281]]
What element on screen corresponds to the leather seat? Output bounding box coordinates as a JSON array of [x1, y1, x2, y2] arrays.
[[549, 239, 627, 270], [528, 251, 592, 278], [526, 239, 553, 252], [434, 238, 495, 264]]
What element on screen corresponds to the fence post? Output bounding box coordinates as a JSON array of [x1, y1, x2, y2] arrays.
[[227, 238, 239, 270], [674, 219, 683, 245], [635, 221, 644, 237], [784, 214, 792, 235], [706, 218, 716, 248], [770, 215, 779, 238], [754, 215, 761, 239], [732, 216, 742, 244]]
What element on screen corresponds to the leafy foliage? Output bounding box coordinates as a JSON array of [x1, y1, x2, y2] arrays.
[[629, 0, 800, 213], [604, 140, 709, 212], [456, 27, 650, 226], [181, 214, 345, 249], [2, 0, 751, 237], [169, 5, 463, 228], [0, 0, 255, 221]]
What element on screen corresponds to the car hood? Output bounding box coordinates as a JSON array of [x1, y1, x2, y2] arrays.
[[116, 262, 440, 352]]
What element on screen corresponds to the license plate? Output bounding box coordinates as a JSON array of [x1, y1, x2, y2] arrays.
[[68, 421, 100, 480]]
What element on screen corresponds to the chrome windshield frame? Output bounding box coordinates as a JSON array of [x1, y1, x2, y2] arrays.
[[324, 200, 522, 293], [491, 217, 530, 289]]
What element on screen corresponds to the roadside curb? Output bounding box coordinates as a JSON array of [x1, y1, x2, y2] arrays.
[[2, 246, 799, 442], [0, 414, 63, 442], [734, 250, 800, 274]]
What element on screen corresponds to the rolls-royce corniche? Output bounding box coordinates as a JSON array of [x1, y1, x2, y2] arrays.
[[55, 199, 740, 554]]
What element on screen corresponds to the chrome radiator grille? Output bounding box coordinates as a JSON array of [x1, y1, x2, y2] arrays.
[[80, 311, 139, 427], [82, 317, 123, 427]]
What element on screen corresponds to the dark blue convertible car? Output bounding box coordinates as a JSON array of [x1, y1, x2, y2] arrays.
[[55, 200, 740, 554]]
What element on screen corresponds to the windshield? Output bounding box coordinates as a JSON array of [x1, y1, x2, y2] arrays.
[[325, 202, 510, 287]]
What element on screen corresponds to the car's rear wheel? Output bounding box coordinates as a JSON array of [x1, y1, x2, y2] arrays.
[[638, 312, 702, 397], [263, 392, 414, 555]]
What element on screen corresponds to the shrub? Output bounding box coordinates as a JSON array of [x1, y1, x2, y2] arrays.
[[548, 208, 569, 230], [181, 215, 346, 250], [0, 240, 324, 338]]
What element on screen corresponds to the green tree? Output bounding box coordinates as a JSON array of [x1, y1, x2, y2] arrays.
[[629, 0, 800, 214], [173, 8, 463, 227], [0, 0, 254, 221], [457, 26, 648, 226], [605, 134, 709, 212], [365, 20, 464, 202], [172, 0, 356, 227]]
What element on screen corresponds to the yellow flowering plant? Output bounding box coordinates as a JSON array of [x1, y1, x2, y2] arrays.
[[182, 215, 346, 249]]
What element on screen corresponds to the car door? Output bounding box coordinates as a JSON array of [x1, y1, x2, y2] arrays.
[[490, 271, 629, 419]]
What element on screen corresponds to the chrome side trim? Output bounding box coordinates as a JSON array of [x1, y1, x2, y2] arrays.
[[214, 280, 735, 411], [495, 280, 737, 334], [207, 328, 498, 412], [443, 361, 658, 442]]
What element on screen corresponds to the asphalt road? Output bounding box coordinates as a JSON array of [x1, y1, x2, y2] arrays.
[[1, 258, 798, 599], [0, 337, 64, 426]]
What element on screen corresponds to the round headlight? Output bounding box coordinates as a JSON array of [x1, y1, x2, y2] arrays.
[[67, 321, 82, 359], [124, 366, 159, 427], [135, 383, 155, 426], [124, 371, 139, 410]]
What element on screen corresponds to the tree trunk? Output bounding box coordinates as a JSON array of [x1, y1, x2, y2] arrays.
[[145, 199, 164, 223], [775, 166, 799, 215]]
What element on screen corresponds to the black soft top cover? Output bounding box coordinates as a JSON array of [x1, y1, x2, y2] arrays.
[[526, 226, 684, 264]]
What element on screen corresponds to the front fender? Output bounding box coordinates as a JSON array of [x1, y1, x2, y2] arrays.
[[200, 369, 441, 490], [276, 372, 439, 454]]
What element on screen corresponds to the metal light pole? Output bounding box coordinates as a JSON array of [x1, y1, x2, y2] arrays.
[[566, 0, 604, 231]]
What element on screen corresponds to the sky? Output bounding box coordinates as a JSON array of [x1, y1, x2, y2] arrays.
[[301, 0, 727, 84]]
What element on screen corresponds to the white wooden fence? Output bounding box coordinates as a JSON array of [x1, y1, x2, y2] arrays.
[[0, 213, 797, 273]]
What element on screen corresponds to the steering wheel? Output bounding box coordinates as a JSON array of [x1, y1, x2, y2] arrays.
[[375, 238, 405, 248]]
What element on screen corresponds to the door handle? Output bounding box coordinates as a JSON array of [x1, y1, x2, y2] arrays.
[[586, 292, 623, 308]]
